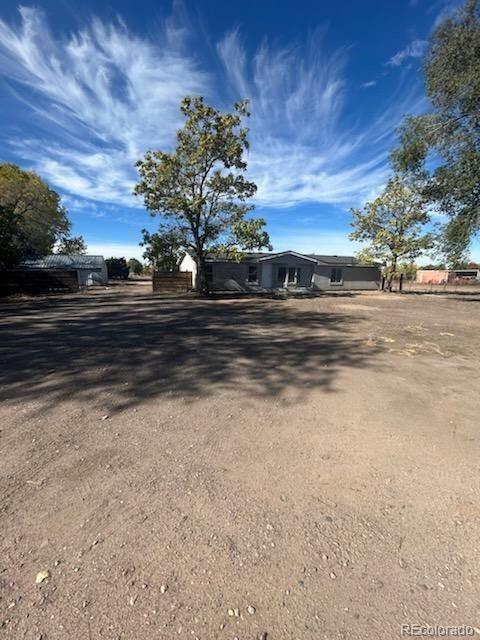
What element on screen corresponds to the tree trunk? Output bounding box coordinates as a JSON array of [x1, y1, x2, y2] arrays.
[[196, 253, 209, 296], [386, 255, 398, 292]]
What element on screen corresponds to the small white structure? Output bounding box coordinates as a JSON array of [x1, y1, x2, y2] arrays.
[[19, 255, 108, 286]]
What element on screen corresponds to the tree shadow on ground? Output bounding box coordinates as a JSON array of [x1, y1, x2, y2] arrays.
[[0, 290, 381, 413], [397, 290, 480, 298]]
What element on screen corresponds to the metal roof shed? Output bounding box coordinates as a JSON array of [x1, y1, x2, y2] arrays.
[[19, 255, 108, 286]]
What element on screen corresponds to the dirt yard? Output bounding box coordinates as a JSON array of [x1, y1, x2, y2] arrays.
[[1, 283, 479, 640]]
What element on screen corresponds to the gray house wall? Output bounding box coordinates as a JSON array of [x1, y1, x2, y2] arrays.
[[210, 255, 316, 291], [180, 251, 380, 291], [312, 265, 381, 290], [209, 261, 262, 291]]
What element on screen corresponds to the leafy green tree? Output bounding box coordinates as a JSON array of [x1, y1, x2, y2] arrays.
[[134, 96, 271, 294], [140, 225, 183, 271], [0, 203, 22, 269], [392, 0, 480, 265], [350, 176, 434, 290], [127, 257, 144, 275], [0, 163, 70, 269], [105, 257, 129, 280], [355, 247, 378, 266], [57, 235, 87, 255], [357, 247, 418, 279]]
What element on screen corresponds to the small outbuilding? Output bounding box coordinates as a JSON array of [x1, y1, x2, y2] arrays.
[[19, 255, 108, 287], [416, 268, 480, 284]]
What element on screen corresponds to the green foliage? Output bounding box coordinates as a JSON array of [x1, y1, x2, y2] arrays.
[[392, 0, 480, 264], [134, 96, 271, 293], [0, 203, 22, 270], [397, 261, 418, 278], [57, 235, 87, 255], [140, 225, 183, 271], [350, 176, 434, 285], [0, 163, 70, 269], [127, 258, 144, 275], [105, 257, 129, 280], [355, 247, 378, 265], [357, 247, 418, 278]]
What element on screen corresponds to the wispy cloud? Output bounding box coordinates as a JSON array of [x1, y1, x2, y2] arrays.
[[218, 30, 424, 207], [360, 80, 377, 88], [87, 241, 144, 260], [387, 39, 428, 66], [0, 7, 424, 214], [431, 2, 458, 30], [0, 6, 209, 207], [86, 242, 144, 260], [60, 194, 146, 228]]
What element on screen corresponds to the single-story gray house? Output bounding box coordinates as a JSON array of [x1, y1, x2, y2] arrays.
[[19, 254, 108, 287], [179, 250, 381, 292]]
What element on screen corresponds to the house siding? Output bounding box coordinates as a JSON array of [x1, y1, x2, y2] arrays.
[[312, 265, 381, 290], [209, 262, 263, 291], [180, 252, 381, 292]]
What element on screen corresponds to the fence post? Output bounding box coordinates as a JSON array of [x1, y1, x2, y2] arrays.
[[399, 273, 403, 292], [381, 276, 385, 291]]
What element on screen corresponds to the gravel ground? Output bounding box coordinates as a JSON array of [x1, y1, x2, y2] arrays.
[[1, 282, 479, 640]]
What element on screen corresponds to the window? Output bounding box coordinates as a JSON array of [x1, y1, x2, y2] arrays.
[[206, 263, 213, 282], [277, 266, 287, 284], [330, 267, 343, 284], [248, 265, 258, 283], [288, 267, 301, 284]]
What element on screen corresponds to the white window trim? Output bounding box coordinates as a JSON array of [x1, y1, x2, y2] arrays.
[[330, 267, 344, 285]]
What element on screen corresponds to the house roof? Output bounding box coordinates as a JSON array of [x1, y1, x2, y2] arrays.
[[257, 251, 318, 263], [185, 249, 378, 267], [183, 250, 272, 263], [19, 255, 106, 270], [307, 254, 358, 266]]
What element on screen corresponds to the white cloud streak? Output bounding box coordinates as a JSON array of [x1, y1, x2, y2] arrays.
[[0, 6, 209, 206], [86, 242, 144, 260], [0, 7, 424, 213], [218, 30, 424, 207], [387, 39, 428, 66]]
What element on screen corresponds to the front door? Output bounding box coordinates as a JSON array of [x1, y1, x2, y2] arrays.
[[288, 267, 301, 286], [276, 265, 302, 287]]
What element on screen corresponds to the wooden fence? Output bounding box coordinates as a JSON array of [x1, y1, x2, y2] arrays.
[[0, 269, 79, 297], [152, 271, 192, 293]]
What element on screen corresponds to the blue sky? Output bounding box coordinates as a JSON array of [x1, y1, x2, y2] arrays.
[[1, 0, 476, 262]]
